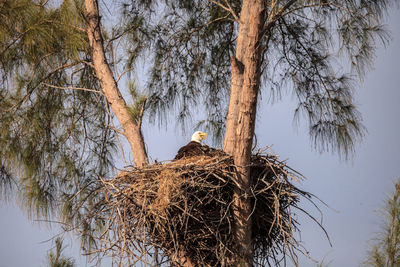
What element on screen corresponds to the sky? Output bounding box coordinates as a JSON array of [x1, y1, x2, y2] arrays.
[[0, 7, 400, 267]]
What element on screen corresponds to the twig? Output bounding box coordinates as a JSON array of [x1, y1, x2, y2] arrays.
[[42, 83, 102, 94], [208, 0, 239, 21]]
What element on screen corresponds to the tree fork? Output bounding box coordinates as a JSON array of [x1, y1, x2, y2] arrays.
[[84, 0, 148, 167]]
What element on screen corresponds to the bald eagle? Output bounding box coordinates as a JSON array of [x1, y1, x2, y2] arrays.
[[174, 131, 208, 160]]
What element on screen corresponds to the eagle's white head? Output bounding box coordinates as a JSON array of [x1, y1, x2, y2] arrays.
[[191, 131, 208, 143]]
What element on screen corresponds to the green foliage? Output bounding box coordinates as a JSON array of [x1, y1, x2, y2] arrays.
[[46, 237, 75, 267], [364, 178, 400, 267], [128, 0, 395, 156], [0, 0, 87, 77], [143, 1, 236, 139], [126, 81, 147, 123], [0, 0, 397, 264], [0, 0, 116, 251], [0, 165, 13, 200]]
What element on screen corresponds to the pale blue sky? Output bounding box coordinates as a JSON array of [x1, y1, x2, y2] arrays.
[[1, 7, 399, 267]]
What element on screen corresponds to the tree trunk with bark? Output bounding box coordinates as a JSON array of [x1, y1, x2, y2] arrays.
[[224, 0, 266, 266], [224, 55, 243, 155], [84, 0, 148, 167]]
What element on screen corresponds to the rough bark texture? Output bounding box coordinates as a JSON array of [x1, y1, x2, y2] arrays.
[[84, 0, 148, 167], [224, 56, 244, 155], [223, 6, 252, 155], [226, 0, 266, 266]]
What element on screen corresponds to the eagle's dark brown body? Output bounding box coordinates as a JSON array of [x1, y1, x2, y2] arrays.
[[174, 141, 206, 160], [174, 142, 225, 160]]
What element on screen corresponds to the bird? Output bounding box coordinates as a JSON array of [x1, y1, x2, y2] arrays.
[[174, 131, 208, 160]]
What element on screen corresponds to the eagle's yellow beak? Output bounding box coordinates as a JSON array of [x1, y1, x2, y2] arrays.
[[200, 132, 208, 139]]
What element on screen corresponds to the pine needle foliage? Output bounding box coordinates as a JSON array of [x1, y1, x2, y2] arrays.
[[364, 178, 400, 267], [0, 0, 161, 257], [144, 0, 237, 139], [46, 237, 76, 267], [126, 81, 147, 123], [0, 0, 116, 247], [124, 0, 396, 157]]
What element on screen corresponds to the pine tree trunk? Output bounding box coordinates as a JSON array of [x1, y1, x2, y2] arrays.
[[224, 4, 253, 155], [224, 56, 243, 155], [84, 0, 148, 167], [225, 0, 266, 265]]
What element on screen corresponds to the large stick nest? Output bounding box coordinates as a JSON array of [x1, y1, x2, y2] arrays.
[[94, 152, 320, 266]]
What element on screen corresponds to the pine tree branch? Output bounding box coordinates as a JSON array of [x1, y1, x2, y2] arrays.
[[116, 67, 134, 83], [41, 83, 103, 94], [44, 19, 86, 33], [4, 62, 83, 112], [85, 0, 148, 166], [280, 18, 334, 108], [264, 0, 297, 31], [280, 2, 346, 18], [208, 0, 239, 21], [185, 13, 232, 37], [0, 28, 32, 57], [222, 0, 239, 21], [39, 0, 50, 7], [81, 60, 95, 68]]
